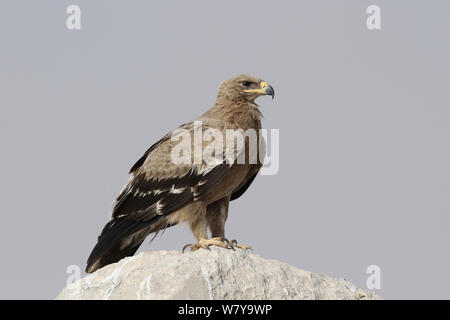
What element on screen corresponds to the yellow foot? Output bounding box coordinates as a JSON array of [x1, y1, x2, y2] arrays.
[[182, 237, 252, 253]]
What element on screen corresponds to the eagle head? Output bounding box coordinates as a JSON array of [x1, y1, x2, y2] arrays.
[[218, 74, 275, 102]]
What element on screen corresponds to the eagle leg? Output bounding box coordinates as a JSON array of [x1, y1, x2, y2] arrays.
[[182, 237, 235, 253]]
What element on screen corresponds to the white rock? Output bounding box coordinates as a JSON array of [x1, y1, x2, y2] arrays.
[[56, 247, 380, 300]]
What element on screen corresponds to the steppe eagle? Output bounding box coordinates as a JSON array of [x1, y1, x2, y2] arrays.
[[86, 74, 275, 273]]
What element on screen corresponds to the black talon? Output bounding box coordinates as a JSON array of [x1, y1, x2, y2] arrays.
[[220, 237, 230, 244], [231, 239, 238, 246], [220, 238, 234, 250], [182, 244, 192, 253], [225, 241, 235, 250]]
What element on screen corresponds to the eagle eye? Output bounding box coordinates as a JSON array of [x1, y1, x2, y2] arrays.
[[242, 81, 251, 87]]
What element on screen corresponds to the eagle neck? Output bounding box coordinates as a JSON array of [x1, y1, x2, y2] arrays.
[[206, 99, 262, 131]]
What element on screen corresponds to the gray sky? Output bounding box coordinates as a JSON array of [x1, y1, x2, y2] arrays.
[[0, 0, 449, 299]]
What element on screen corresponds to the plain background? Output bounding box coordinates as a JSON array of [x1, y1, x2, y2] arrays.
[[0, 1, 449, 299]]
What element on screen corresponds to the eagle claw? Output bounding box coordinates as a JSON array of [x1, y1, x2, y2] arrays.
[[230, 239, 253, 251], [182, 237, 252, 253], [182, 243, 192, 253]]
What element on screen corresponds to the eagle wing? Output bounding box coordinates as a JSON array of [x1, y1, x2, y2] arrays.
[[86, 119, 242, 272], [112, 119, 238, 220], [230, 171, 258, 201], [230, 128, 266, 200]]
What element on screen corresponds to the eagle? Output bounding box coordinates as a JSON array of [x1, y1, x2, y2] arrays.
[[86, 74, 275, 273]]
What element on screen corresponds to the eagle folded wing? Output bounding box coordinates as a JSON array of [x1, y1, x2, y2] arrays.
[[109, 119, 242, 229], [87, 120, 242, 272]]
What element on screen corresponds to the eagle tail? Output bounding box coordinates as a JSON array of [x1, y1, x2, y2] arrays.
[[85, 216, 163, 273]]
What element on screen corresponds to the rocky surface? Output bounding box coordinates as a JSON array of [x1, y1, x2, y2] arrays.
[[57, 247, 380, 300]]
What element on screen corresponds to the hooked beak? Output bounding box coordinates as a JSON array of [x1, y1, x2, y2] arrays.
[[244, 81, 275, 99]]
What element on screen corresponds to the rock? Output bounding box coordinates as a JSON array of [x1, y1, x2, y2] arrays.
[[56, 247, 380, 300]]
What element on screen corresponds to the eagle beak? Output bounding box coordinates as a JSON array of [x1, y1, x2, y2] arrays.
[[244, 81, 275, 99], [264, 82, 275, 100]]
